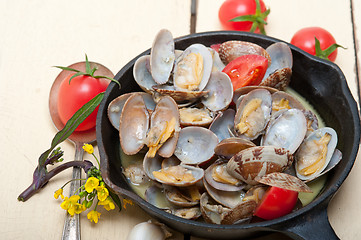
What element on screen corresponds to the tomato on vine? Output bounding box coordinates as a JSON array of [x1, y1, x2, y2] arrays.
[[290, 27, 345, 62], [218, 0, 270, 34], [55, 55, 119, 132]]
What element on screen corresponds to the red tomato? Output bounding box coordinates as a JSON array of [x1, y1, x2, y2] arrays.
[[57, 74, 110, 132], [218, 0, 268, 33], [254, 186, 298, 220], [290, 27, 338, 62], [222, 54, 268, 91]]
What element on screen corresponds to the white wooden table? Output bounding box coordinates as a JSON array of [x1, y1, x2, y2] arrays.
[[1, 0, 360, 239]]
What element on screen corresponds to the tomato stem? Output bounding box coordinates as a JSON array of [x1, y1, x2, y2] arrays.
[[314, 37, 346, 61]]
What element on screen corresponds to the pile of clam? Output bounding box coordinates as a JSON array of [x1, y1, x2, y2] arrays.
[[107, 29, 342, 224]]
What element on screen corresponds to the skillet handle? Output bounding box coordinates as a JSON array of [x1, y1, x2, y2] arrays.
[[275, 200, 339, 240]]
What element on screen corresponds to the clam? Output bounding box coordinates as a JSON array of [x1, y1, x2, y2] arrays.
[[152, 84, 209, 102], [261, 108, 307, 154], [152, 164, 204, 187], [209, 109, 236, 141], [133, 55, 158, 94], [203, 177, 246, 209], [173, 43, 213, 92], [209, 47, 225, 72], [234, 89, 272, 140], [218, 40, 271, 65], [227, 146, 294, 185], [168, 207, 202, 220], [204, 159, 245, 191], [164, 185, 201, 207], [260, 42, 293, 90], [174, 126, 219, 165], [123, 163, 149, 185], [271, 91, 305, 113], [108, 92, 156, 130], [201, 71, 233, 112], [233, 86, 278, 109], [150, 29, 175, 84], [295, 127, 338, 181], [179, 106, 214, 127], [119, 93, 150, 155], [145, 96, 180, 158], [302, 109, 319, 136], [126, 221, 172, 240], [214, 137, 256, 160]]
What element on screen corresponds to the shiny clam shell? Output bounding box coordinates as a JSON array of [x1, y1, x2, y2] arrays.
[[209, 109, 236, 141], [150, 29, 175, 84], [119, 93, 150, 155], [214, 137, 256, 160], [173, 43, 212, 92], [133, 55, 158, 93], [174, 126, 219, 165], [261, 108, 307, 154], [295, 127, 338, 181]]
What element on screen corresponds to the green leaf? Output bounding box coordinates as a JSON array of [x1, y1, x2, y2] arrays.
[[68, 71, 89, 84], [94, 75, 121, 87], [85, 54, 91, 75], [108, 188, 122, 211], [314, 37, 346, 61], [38, 92, 104, 167], [229, 15, 257, 22], [54, 66, 81, 73]]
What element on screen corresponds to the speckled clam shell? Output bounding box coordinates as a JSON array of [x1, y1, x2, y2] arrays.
[[218, 40, 271, 65], [259, 67, 292, 91], [150, 29, 175, 84], [256, 172, 312, 193], [227, 146, 294, 185]]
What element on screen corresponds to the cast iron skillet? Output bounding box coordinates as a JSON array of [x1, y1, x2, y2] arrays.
[[96, 31, 360, 240]]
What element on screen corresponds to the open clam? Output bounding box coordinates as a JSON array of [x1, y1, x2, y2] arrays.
[[209, 109, 236, 141], [234, 89, 272, 140], [295, 127, 338, 181], [214, 137, 256, 160]]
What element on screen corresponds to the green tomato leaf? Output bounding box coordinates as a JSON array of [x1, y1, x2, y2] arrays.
[[54, 66, 81, 73], [229, 15, 257, 22], [85, 54, 91, 75], [314, 37, 346, 61]]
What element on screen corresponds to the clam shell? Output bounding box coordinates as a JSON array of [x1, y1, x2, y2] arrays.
[[295, 127, 338, 181], [214, 137, 256, 160], [234, 89, 272, 140], [209, 47, 225, 72], [209, 109, 236, 141], [164, 185, 200, 207], [261, 108, 307, 154], [179, 106, 214, 127], [203, 177, 245, 209], [233, 86, 278, 108], [152, 164, 204, 187], [204, 159, 245, 191], [119, 93, 150, 155], [145, 185, 173, 210], [173, 43, 212, 92], [256, 172, 312, 193], [200, 192, 230, 224], [174, 126, 219, 165], [143, 154, 164, 181], [150, 29, 175, 84], [152, 84, 209, 102], [227, 146, 294, 185], [170, 207, 202, 220], [260, 42, 293, 90], [149, 95, 180, 158], [218, 40, 271, 65], [108, 92, 156, 130], [133, 55, 158, 93], [201, 71, 233, 112], [271, 91, 305, 112]]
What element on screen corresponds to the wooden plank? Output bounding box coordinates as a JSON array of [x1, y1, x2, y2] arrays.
[[196, 0, 361, 239], [0, 1, 191, 239]]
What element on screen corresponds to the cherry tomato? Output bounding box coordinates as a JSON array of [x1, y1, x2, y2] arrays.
[[290, 27, 339, 62], [57, 74, 110, 132], [218, 0, 268, 33], [254, 186, 298, 220], [222, 54, 268, 91]]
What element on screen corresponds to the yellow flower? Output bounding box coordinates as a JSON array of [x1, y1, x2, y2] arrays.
[[73, 203, 86, 215], [60, 195, 80, 216], [87, 210, 101, 223], [99, 197, 115, 211], [54, 188, 64, 200], [122, 199, 133, 209], [96, 185, 109, 201], [84, 177, 99, 193], [82, 144, 94, 154]]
